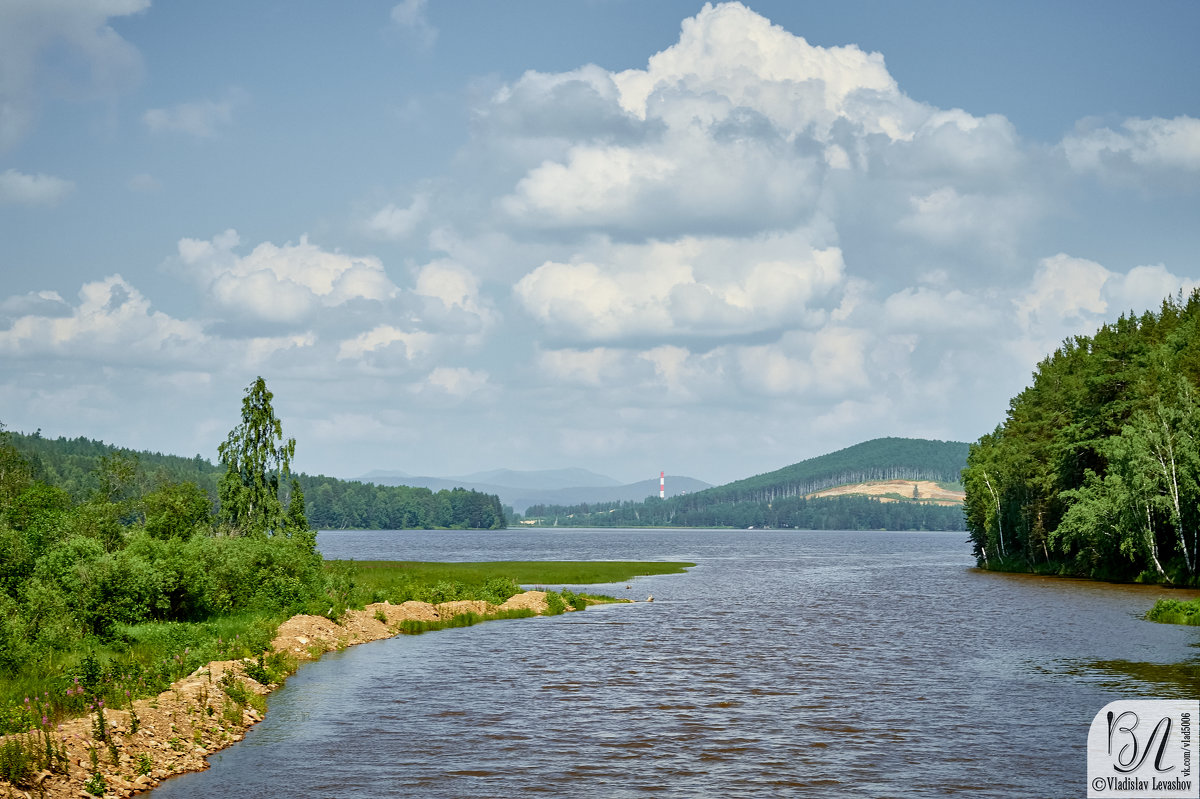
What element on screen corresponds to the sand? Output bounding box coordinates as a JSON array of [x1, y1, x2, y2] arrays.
[[1, 592, 573, 798]]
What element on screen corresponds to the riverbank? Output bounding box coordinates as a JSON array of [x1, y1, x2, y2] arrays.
[[0, 591, 591, 798]]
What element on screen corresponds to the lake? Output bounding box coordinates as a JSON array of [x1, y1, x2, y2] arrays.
[[148, 528, 1200, 797]]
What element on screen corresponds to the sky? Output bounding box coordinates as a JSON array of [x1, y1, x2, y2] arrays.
[[1, 1, 1198, 486]]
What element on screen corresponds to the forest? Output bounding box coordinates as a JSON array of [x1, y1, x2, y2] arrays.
[[523, 437, 968, 530], [524, 492, 965, 530], [963, 290, 1200, 584], [7, 432, 505, 532]]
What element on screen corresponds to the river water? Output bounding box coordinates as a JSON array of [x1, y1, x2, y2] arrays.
[[150, 528, 1200, 798]]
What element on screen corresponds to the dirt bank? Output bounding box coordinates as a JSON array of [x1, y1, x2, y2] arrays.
[[1, 592, 565, 798]]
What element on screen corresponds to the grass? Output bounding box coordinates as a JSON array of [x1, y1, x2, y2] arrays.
[[0, 559, 691, 736], [1146, 597, 1200, 626], [335, 560, 694, 590]]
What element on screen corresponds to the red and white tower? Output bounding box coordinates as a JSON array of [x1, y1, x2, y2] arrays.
[[660, 471, 665, 499]]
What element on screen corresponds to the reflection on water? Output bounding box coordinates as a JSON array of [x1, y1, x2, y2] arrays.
[[149, 529, 1200, 798]]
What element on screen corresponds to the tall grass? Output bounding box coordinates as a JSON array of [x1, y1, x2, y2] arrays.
[[1146, 598, 1200, 626]]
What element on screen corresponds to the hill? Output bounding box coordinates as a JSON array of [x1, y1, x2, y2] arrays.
[[6, 430, 505, 530], [521, 438, 970, 530]]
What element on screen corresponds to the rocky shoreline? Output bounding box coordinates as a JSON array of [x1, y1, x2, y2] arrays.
[[1, 591, 566, 798]]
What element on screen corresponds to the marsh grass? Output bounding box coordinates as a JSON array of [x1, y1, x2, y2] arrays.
[[1146, 597, 1200, 625], [336, 560, 692, 603]]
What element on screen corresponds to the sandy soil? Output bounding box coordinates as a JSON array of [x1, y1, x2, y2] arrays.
[[806, 479, 965, 506], [1, 592, 567, 798]]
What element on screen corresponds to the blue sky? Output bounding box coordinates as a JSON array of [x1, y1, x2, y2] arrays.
[[1, 1, 1198, 485]]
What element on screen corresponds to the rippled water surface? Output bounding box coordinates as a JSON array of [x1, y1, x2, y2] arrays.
[[150, 529, 1200, 797]]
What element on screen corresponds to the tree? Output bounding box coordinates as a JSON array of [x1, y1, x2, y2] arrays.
[[217, 377, 296, 537]]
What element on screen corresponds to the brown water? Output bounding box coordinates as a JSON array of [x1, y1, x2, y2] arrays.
[[149, 529, 1200, 798]]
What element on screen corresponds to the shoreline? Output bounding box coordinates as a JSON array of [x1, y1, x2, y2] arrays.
[[1, 591, 586, 798]]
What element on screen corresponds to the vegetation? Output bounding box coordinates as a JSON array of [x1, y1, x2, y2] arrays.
[[521, 438, 968, 530], [0, 382, 690, 737], [5, 431, 506, 531], [335, 560, 693, 589], [1146, 597, 1200, 626], [963, 289, 1200, 584]]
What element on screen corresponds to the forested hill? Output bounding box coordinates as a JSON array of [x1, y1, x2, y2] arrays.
[[521, 437, 969, 530], [6, 431, 505, 530], [690, 437, 968, 504], [964, 290, 1200, 584]]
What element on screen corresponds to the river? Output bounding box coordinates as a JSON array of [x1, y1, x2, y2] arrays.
[[149, 528, 1200, 797]]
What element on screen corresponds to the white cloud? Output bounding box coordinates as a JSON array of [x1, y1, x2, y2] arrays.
[[514, 231, 844, 341], [0, 168, 75, 205], [363, 194, 428, 240], [336, 325, 436, 363], [1016, 254, 1112, 331], [143, 88, 248, 138], [0, 289, 67, 317], [0, 274, 204, 361], [0, 0, 146, 150], [175, 229, 398, 324], [1064, 116, 1200, 179], [423, 366, 488, 398], [611, 2, 899, 137], [882, 287, 997, 331], [390, 0, 437, 50]]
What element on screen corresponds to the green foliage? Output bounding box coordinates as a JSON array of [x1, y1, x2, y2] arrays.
[[5, 431, 507, 531], [1146, 598, 1200, 626], [543, 591, 567, 616], [964, 289, 1200, 583], [143, 481, 212, 540], [0, 736, 32, 785], [84, 771, 106, 796], [217, 377, 297, 538]]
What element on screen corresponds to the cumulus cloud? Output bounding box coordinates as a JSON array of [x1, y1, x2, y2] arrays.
[[0, 275, 204, 362], [0, 168, 75, 205], [423, 366, 488, 398], [0, 0, 146, 150], [514, 231, 844, 341], [143, 88, 248, 138], [336, 325, 436, 363], [363, 194, 428, 240], [175, 229, 398, 324], [1063, 116, 1200, 181]]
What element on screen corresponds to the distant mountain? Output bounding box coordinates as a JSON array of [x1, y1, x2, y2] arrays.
[[522, 437, 969, 530], [359, 468, 710, 513], [454, 468, 620, 490], [504, 476, 712, 513]]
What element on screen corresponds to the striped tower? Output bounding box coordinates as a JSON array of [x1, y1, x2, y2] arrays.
[[660, 471, 665, 499]]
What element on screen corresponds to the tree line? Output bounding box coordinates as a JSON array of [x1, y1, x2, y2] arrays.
[[963, 290, 1200, 584], [8, 430, 505, 531], [524, 493, 965, 531]]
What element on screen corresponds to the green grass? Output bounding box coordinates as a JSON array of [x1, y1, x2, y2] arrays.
[[0, 559, 691, 735], [335, 560, 694, 589], [1146, 597, 1200, 626]]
